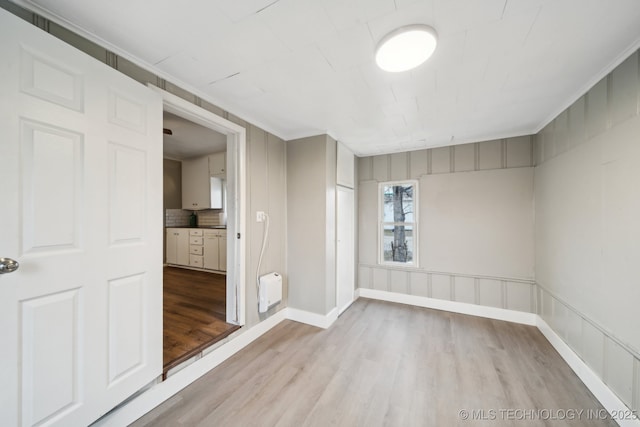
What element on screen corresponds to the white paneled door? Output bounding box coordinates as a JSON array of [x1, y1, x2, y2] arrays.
[[336, 186, 355, 314], [0, 9, 163, 427]]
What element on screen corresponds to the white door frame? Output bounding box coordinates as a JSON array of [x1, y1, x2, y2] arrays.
[[150, 86, 246, 326]]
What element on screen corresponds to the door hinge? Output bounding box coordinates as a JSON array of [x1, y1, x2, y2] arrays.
[[237, 233, 241, 239]]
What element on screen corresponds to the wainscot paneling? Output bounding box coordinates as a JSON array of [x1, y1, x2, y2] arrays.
[[537, 286, 640, 413], [358, 265, 536, 314]]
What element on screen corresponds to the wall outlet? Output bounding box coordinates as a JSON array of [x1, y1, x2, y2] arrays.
[[256, 211, 266, 222]]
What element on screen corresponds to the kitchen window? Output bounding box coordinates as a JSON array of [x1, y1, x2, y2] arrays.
[[379, 181, 418, 266]]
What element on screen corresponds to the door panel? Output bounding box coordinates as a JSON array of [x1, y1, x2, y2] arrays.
[[21, 120, 83, 254], [0, 8, 162, 426], [20, 46, 84, 111], [108, 143, 147, 245], [108, 274, 146, 384], [108, 89, 148, 133], [21, 289, 80, 426]]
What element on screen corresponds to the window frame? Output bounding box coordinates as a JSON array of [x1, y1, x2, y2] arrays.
[[378, 180, 419, 267]]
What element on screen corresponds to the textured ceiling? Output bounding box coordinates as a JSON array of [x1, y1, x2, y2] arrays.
[[16, 0, 640, 156]]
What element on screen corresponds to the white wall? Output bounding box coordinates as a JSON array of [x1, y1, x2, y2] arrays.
[[358, 137, 536, 312], [535, 50, 640, 411]]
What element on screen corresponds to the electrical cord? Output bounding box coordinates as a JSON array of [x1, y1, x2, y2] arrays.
[[256, 212, 270, 294]]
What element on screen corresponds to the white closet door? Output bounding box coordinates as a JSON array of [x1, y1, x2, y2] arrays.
[[0, 8, 162, 426], [336, 187, 355, 314]]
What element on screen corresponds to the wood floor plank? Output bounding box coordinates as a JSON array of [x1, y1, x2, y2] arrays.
[[137, 298, 618, 427], [163, 267, 240, 373]]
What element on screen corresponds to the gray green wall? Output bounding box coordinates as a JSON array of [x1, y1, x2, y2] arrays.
[[287, 135, 337, 315], [358, 137, 536, 313], [163, 159, 182, 210], [534, 50, 640, 411]]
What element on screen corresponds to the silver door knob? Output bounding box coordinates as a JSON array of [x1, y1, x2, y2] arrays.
[[0, 258, 19, 274]]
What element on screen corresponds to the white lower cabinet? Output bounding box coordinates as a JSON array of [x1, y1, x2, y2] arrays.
[[219, 235, 227, 272], [166, 227, 226, 272], [166, 228, 189, 265], [203, 229, 227, 272], [188, 229, 204, 268]]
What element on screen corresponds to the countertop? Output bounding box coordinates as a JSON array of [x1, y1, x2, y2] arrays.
[[166, 225, 227, 229]]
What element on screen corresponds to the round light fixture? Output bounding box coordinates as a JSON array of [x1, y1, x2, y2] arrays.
[[375, 24, 438, 72]]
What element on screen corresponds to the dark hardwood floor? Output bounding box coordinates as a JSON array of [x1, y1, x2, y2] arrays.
[[163, 267, 240, 374], [138, 298, 616, 427]]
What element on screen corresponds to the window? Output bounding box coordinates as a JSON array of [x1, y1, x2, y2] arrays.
[[379, 181, 417, 265]]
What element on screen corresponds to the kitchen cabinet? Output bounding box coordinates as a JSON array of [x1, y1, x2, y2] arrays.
[[210, 176, 224, 209], [182, 156, 210, 210], [208, 152, 226, 177], [166, 228, 189, 265], [189, 229, 204, 268], [182, 152, 226, 210], [203, 229, 227, 271], [166, 227, 226, 272], [219, 234, 227, 271]]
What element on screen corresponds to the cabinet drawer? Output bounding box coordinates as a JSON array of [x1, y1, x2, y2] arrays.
[[189, 255, 203, 267], [190, 245, 203, 255], [189, 236, 204, 245], [189, 229, 204, 236], [204, 230, 226, 238]]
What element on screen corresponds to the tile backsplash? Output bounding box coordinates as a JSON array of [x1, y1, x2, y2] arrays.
[[198, 210, 225, 226], [165, 209, 190, 227], [165, 209, 225, 227]]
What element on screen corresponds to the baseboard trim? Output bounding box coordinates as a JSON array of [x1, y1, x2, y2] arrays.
[[97, 291, 638, 427], [286, 306, 339, 329], [96, 305, 343, 426], [537, 318, 640, 427], [358, 287, 638, 427], [357, 288, 537, 326], [94, 309, 288, 427]]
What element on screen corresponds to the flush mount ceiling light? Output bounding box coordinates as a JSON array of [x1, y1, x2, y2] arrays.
[[375, 24, 438, 72]]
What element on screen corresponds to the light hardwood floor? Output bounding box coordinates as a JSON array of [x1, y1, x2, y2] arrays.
[[137, 298, 616, 426]]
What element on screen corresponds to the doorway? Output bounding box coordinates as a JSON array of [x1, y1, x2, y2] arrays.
[[151, 86, 247, 376]]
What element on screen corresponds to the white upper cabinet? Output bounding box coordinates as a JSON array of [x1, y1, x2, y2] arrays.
[[210, 177, 224, 209], [182, 156, 211, 210], [209, 152, 226, 177], [182, 152, 226, 210]]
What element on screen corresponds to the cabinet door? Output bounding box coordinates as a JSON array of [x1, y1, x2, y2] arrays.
[[176, 229, 190, 266], [203, 233, 219, 270], [218, 236, 227, 272], [182, 156, 210, 209], [208, 152, 226, 176], [210, 177, 223, 209], [166, 229, 178, 264]]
